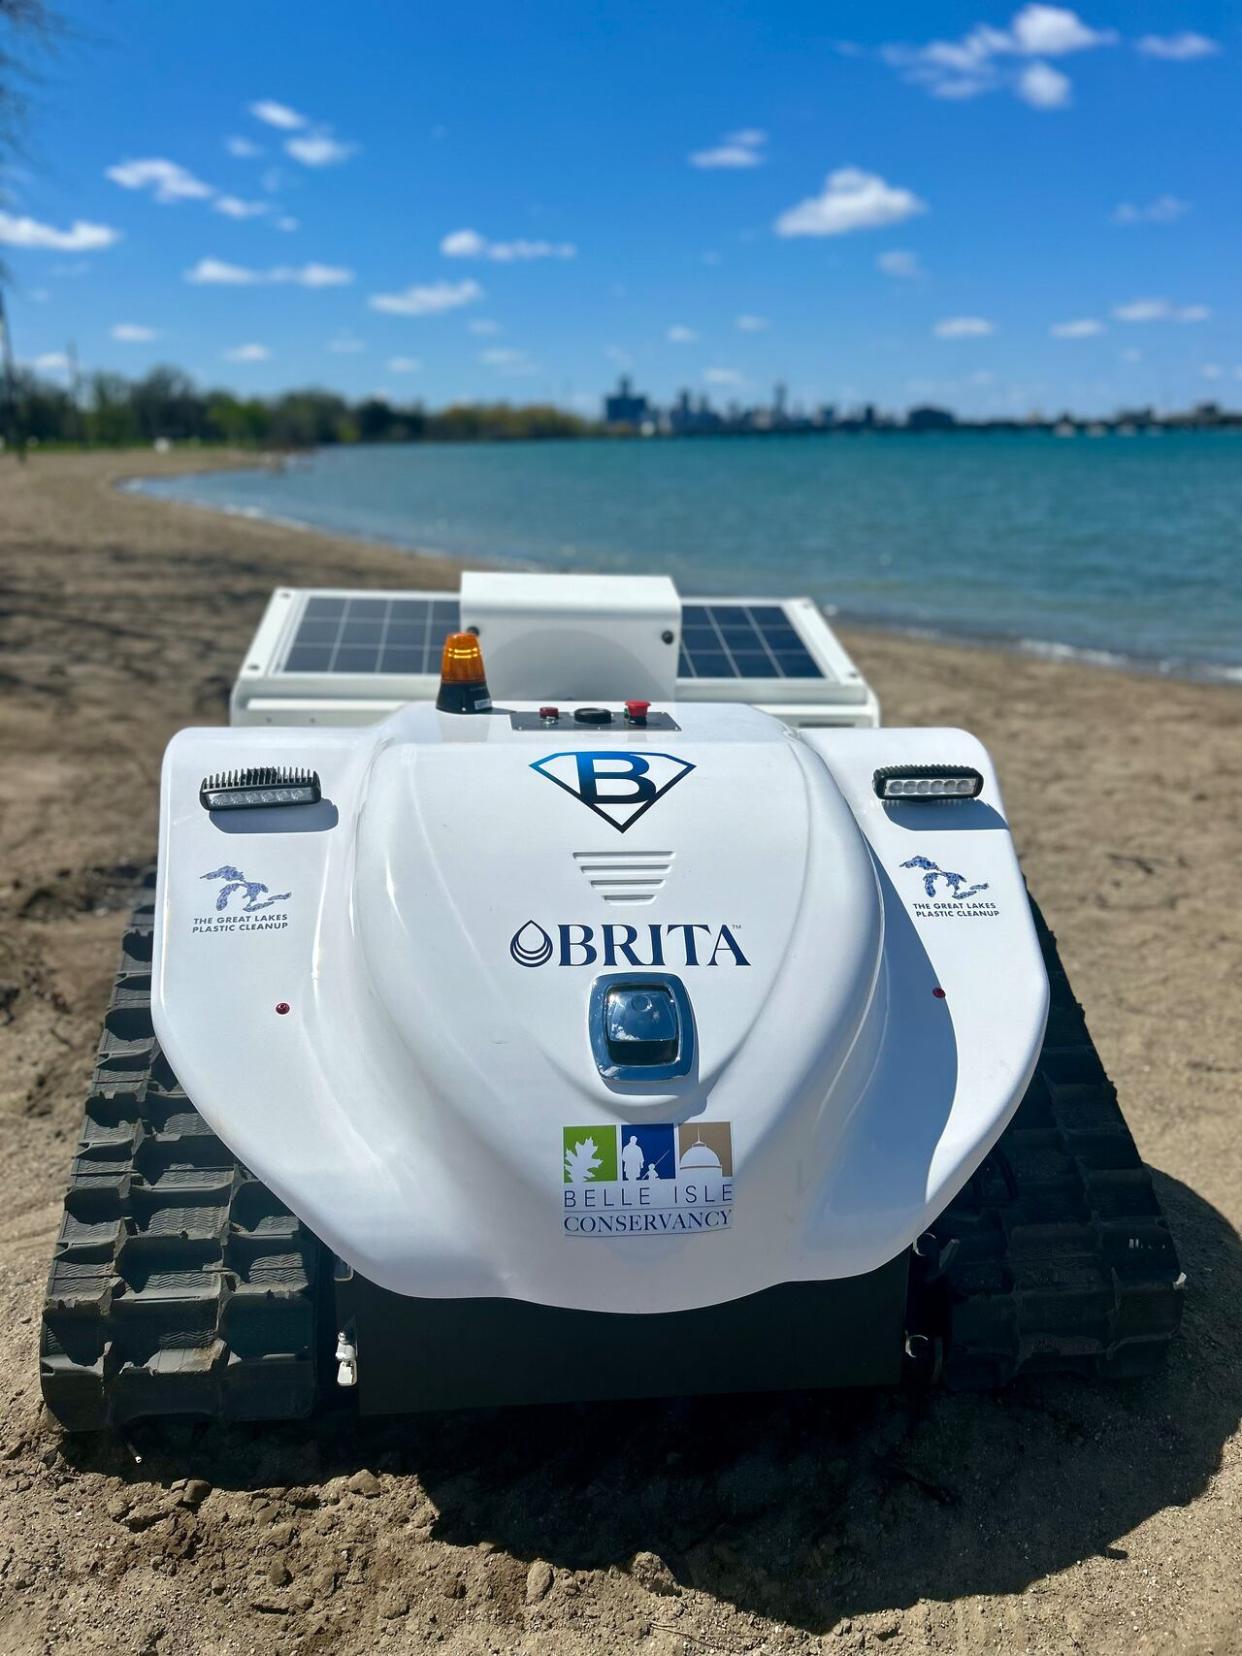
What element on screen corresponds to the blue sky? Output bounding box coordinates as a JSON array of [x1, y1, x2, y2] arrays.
[[1, 0, 1237, 416]]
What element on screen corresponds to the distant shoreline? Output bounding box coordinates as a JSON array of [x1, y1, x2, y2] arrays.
[[118, 452, 1242, 691]]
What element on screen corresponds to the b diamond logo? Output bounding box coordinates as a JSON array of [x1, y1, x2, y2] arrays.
[[530, 751, 695, 833]]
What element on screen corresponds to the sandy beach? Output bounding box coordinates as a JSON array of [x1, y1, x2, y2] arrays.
[[1, 448, 1239, 1656]]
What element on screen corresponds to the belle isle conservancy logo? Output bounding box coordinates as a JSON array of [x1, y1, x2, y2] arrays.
[[531, 751, 694, 833], [561, 1122, 734, 1236]]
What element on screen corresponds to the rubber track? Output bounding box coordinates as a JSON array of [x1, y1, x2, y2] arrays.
[[928, 899, 1185, 1387], [40, 874, 321, 1430]]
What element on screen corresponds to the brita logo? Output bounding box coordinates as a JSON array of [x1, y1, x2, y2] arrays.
[[510, 920, 749, 968], [530, 751, 694, 832]]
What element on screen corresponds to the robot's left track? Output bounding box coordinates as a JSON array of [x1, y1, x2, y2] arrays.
[[40, 875, 324, 1431]]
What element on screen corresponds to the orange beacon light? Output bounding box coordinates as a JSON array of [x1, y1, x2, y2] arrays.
[[436, 632, 493, 714]]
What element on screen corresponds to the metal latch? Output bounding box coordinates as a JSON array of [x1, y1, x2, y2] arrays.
[[588, 972, 695, 1081]]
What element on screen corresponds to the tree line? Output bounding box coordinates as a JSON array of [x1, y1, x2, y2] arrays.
[[0, 363, 595, 451]]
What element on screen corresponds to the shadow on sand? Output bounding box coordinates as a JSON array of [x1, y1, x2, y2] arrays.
[[63, 1169, 1238, 1633]]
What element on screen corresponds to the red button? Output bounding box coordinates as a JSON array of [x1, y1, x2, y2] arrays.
[[539, 705, 559, 720], [625, 699, 651, 721]]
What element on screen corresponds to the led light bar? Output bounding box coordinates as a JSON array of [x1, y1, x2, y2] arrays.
[[873, 765, 984, 802], [200, 767, 322, 812]]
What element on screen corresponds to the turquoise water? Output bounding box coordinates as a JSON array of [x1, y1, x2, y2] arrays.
[[135, 433, 1242, 680]]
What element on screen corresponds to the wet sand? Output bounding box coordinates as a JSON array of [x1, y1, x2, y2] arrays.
[[1, 448, 1239, 1655]]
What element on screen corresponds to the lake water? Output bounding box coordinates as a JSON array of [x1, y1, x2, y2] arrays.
[[134, 432, 1242, 681]]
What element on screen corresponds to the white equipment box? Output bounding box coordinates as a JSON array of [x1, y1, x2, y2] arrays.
[[460, 572, 680, 701], [230, 571, 879, 728]]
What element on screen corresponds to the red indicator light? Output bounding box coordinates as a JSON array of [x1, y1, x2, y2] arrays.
[[275, 1001, 291, 1015]]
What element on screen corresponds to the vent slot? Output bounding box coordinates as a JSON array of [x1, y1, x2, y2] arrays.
[[573, 850, 674, 906]]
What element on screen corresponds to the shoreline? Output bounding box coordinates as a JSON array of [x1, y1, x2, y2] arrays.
[[121, 452, 1242, 691]]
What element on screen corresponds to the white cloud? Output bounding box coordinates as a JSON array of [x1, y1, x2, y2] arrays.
[[1112, 298, 1211, 323], [369, 278, 484, 316], [0, 211, 120, 252], [277, 262, 353, 287], [213, 195, 270, 220], [1010, 4, 1113, 53], [226, 136, 263, 158], [689, 129, 767, 169], [224, 343, 270, 361], [184, 258, 354, 287], [877, 248, 923, 278], [934, 316, 995, 337], [275, 216, 299, 232], [1200, 363, 1223, 380], [480, 346, 536, 374], [112, 323, 159, 342], [440, 227, 575, 261], [285, 134, 356, 167], [735, 314, 770, 331], [327, 334, 366, 353], [250, 100, 308, 130], [775, 168, 926, 238], [1049, 318, 1103, 337], [468, 318, 502, 335], [666, 325, 698, 343], [1135, 32, 1219, 60], [31, 350, 69, 372], [441, 228, 486, 258], [1016, 61, 1072, 106], [184, 257, 257, 284], [704, 367, 744, 386], [882, 6, 1115, 106], [387, 356, 421, 372], [1113, 297, 1170, 321], [1112, 194, 1190, 224], [106, 158, 214, 203], [1119, 347, 1142, 362]]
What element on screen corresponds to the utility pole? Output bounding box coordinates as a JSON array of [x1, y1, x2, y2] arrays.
[[66, 338, 84, 445]]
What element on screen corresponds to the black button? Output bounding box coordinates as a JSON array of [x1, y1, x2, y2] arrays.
[[573, 706, 613, 724]]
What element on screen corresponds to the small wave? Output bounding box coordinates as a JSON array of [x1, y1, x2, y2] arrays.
[[1016, 637, 1131, 670]]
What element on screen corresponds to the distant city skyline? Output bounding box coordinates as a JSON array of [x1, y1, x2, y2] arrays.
[[1, 0, 1236, 417], [599, 373, 1242, 434]]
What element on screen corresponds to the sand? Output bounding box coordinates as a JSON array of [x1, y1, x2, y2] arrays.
[[0, 448, 1239, 1656]]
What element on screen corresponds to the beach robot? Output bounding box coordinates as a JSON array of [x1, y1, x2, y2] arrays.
[[40, 572, 1182, 1425]]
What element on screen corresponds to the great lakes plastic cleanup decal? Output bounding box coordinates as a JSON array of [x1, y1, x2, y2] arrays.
[[899, 855, 999, 920], [561, 1122, 733, 1236], [191, 865, 291, 935]]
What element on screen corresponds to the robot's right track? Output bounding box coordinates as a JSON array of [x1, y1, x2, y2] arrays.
[[925, 900, 1185, 1387], [40, 875, 322, 1432]]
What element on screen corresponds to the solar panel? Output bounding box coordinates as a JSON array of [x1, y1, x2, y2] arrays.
[[281, 595, 461, 675], [678, 602, 824, 680]]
